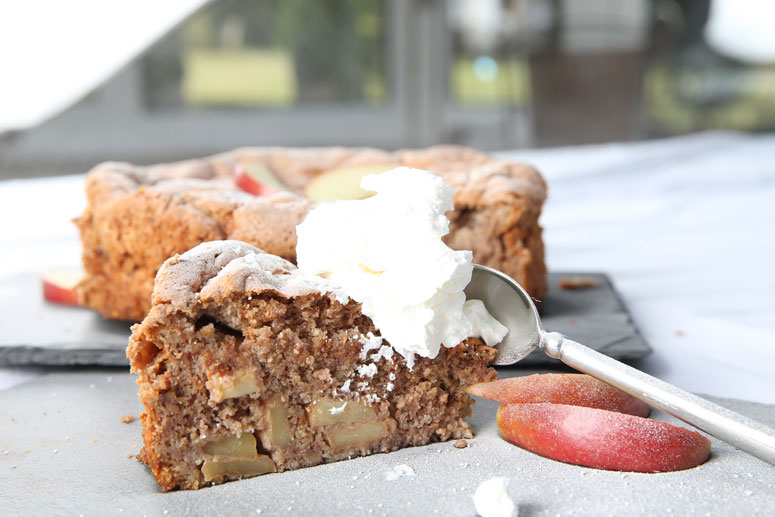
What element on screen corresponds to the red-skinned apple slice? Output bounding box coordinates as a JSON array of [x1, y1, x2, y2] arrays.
[[42, 268, 84, 306], [234, 163, 287, 196], [467, 374, 650, 417], [497, 403, 711, 472], [304, 163, 399, 202]]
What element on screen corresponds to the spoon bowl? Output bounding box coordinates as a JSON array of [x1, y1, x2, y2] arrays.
[[466, 263, 775, 466], [465, 264, 540, 365]]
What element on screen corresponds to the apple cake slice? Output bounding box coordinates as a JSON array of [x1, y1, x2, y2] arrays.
[[127, 241, 497, 491]]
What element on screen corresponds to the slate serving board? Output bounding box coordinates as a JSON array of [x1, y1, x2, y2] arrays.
[[2, 368, 773, 515], [0, 272, 650, 366]]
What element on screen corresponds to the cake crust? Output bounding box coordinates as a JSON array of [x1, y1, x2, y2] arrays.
[[77, 145, 547, 321], [128, 241, 497, 490]]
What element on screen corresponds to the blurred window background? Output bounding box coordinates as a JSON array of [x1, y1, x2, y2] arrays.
[[144, 0, 389, 109], [2, 0, 775, 177]]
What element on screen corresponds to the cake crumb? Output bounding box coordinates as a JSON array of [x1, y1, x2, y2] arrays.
[[558, 276, 599, 290], [473, 477, 516, 517], [454, 439, 468, 449], [120, 415, 135, 424], [384, 464, 416, 481]]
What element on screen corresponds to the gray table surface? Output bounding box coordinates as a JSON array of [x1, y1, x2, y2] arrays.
[[0, 272, 650, 367], [2, 368, 773, 516]]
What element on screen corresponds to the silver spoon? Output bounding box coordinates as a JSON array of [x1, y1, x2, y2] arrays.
[[465, 264, 775, 466]]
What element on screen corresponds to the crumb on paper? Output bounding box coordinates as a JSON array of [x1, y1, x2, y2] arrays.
[[558, 276, 599, 290], [675, 330, 686, 337], [384, 464, 416, 481], [454, 439, 468, 449], [473, 477, 517, 517], [120, 415, 135, 424]]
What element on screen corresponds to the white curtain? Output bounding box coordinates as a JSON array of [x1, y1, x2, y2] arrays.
[[0, 0, 208, 132]]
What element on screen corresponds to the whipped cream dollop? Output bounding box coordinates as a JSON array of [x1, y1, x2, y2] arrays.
[[296, 166, 507, 366]]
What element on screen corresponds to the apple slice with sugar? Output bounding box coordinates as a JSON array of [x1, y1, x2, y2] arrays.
[[42, 268, 84, 306], [304, 163, 399, 202], [235, 162, 288, 196], [498, 402, 711, 472], [467, 373, 650, 417]]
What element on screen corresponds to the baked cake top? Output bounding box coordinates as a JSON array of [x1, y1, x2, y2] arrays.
[[152, 240, 349, 318], [84, 145, 547, 212]]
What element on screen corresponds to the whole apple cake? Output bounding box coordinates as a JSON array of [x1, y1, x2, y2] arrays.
[[76, 145, 547, 321], [128, 241, 497, 490]]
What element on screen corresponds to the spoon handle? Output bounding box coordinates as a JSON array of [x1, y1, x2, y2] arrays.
[[541, 331, 775, 466]]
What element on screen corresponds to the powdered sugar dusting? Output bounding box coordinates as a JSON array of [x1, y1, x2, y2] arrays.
[[370, 345, 394, 363], [338, 380, 351, 393], [357, 363, 378, 378], [363, 393, 381, 404], [180, 240, 350, 306], [358, 333, 384, 360], [329, 402, 347, 415]]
